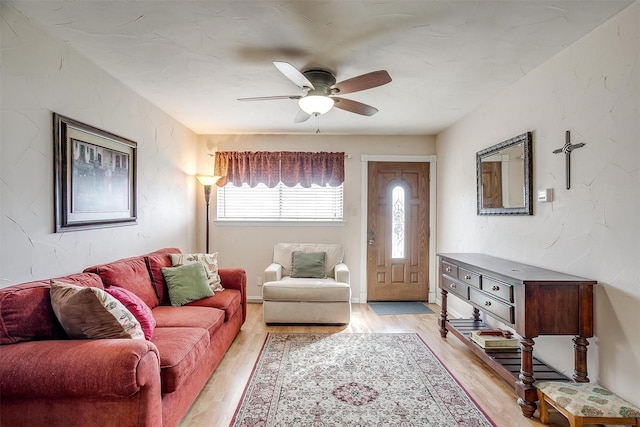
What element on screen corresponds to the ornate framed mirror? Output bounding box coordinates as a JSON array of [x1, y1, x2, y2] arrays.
[[477, 131, 533, 215]]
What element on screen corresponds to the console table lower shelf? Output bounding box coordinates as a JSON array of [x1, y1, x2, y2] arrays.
[[445, 318, 568, 386]]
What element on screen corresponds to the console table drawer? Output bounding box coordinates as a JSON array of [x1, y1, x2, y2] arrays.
[[469, 288, 514, 324], [482, 276, 513, 303], [441, 260, 458, 277], [442, 276, 469, 299], [458, 267, 481, 288]]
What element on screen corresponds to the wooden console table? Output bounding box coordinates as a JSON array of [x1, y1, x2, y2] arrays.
[[437, 253, 596, 418]]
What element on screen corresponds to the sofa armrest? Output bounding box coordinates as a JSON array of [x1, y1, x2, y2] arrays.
[[264, 263, 282, 282], [219, 267, 247, 323], [0, 339, 160, 399], [335, 263, 350, 284]]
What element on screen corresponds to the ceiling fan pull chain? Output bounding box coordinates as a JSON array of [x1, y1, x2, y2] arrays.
[[316, 115, 321, 134]]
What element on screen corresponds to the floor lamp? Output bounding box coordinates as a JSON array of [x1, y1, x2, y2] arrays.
[[196, 175, 222, 253]]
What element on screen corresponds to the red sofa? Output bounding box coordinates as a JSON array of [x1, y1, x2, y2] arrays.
[[0, 248, 246, 427]]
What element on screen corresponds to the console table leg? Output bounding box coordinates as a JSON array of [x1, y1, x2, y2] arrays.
[[516, 337, 537, 418], [438, 288, 448, 338], [572, 336, 590, 383]]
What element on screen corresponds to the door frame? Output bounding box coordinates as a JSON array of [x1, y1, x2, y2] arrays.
[[360, 154, 438, 303]]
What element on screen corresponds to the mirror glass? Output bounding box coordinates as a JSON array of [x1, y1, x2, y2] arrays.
[[477, 132, 532, 215]]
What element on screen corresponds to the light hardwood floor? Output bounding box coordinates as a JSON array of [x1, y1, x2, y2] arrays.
[[179, 303, 600, 427]]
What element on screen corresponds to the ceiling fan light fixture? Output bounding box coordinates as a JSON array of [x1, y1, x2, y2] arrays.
[[298, 95, 334, 115]]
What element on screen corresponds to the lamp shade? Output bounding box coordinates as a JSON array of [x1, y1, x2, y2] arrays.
[[298, 95, 335, 115], [197, 175, 222, 186]]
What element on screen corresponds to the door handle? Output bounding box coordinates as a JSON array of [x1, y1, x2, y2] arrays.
[[369, 239, 375, 245]]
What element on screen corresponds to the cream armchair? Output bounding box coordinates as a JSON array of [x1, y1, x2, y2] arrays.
[[262, 243, 351, 324]]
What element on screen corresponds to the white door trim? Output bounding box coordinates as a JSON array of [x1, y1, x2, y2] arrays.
[[360, 154, 437, 303]]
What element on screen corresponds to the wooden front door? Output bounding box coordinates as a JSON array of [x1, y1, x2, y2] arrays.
[[367, 162, 429, 301], [481, 162, 503, 208]]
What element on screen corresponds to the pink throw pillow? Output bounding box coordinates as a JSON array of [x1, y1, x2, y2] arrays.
[[105, 286, 156, 340]]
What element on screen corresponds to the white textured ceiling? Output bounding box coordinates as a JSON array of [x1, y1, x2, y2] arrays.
[[7, 0, 633, 135]]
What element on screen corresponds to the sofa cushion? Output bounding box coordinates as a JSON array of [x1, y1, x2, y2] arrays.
[[85, 257, 159, 308], [150, 327, 210, 393], [50, 281, 145, 340], [169, 253, 223, 292], [105, 286, 157, 340], [162, 263, 213, 306], [185, 288, 241, 322], [274, 243, 344, 278], [144, 248, 181, 305], [0, 273, 103, 345], [291, 251, 327, 278], [152, 305, 224, 339], [262, 277, 351, 302]]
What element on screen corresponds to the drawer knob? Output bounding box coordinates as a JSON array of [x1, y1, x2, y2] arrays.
[[484, 301, 492, 306], [464, 275, 471, 280], [449, 283, 457, 289], [445, 267, 452, 272], [491, 285, 500, 291]]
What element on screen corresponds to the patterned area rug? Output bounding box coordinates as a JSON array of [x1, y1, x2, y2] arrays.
[[231, 333, 495, 426]]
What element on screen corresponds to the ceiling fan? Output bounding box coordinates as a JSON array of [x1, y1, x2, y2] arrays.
[[238, 61, 392, 123]]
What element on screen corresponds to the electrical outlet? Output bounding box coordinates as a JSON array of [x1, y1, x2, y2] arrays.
[[257, 276, 263, 287]]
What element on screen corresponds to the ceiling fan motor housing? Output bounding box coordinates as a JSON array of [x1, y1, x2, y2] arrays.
[[303, 69, 337, 96]]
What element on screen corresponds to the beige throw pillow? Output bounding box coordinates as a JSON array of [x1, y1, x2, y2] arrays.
[[49, 281, 145, 340], [170, 253, 223, 292]]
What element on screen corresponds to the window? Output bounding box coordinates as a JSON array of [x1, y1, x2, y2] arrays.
[[217, 182, 343, 222], [391, 185, 405, 258]]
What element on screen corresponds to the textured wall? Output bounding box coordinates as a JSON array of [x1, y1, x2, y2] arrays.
[[0, 3, 199, 287], [436, 2, 639, 404]]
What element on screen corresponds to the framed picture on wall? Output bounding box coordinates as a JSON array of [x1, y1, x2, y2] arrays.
[[53, 113, 137, 232]]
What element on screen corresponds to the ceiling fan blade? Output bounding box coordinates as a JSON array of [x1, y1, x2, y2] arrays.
[[273, 61, 315, 90], [331, 70, 391, 95], [237, 95, 301, 101], [294, 110, 311, 123], [332, 97, 378, 116]]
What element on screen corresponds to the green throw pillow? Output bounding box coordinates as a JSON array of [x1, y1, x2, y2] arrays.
[[162, 263, 213, 306], [290, 251, 327, 278]]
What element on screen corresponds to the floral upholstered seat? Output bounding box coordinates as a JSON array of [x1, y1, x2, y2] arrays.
[[537, 381, 640, 427]]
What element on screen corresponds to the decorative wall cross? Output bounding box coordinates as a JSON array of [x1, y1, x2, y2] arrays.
[[553, 130, 586, 189]]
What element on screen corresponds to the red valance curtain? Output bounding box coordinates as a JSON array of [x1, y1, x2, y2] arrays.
[[214, 151, 280, 188], [215, 151, 344, 188], [280, 152, 344, 187]]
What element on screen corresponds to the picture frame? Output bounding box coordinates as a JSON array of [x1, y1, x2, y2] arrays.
[[54, 113, 137, 232]]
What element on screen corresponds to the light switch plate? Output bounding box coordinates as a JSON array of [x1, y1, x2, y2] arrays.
[[537, 188, 553, 202]]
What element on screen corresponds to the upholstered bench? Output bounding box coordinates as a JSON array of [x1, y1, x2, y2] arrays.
[[537, 381, 640, 427]]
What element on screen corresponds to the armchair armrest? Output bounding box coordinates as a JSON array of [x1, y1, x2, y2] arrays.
[[0, 339, 160, 399], [335, 263, 350, 284], [264, 263, 282, 282]]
